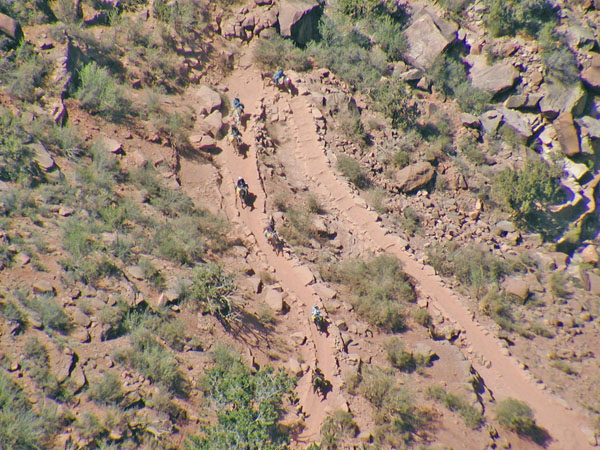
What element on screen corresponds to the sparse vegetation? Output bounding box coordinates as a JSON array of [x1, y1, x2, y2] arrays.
[[75, 62, 131, 121], [336, 155, 370, 189], [88, 372, 124, 405], [325, 255, 414, 332], [320, 410, 359, 450], [483, 0, 556, 38], [495, 398, 547, 442], [183, 263, 237, 322], [426, 385, 484, 429]]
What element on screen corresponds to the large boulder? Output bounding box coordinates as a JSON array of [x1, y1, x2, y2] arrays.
[[195, 85, 222, 116], [278, 0, 322, 45], [0, 13, 23, 43], [393, 162, 435, 193], [468, 56, 519, 95], [554, 112, 581, 157], [29, 143, 56, 171], [199, 110, 223, 137], [404, 14, 455, 71], [539, 79, 587, 119], [497, 107, 540, 140]]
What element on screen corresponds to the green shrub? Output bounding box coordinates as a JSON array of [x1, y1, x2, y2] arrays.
[[371, 79, 419, 129], [114, 328, 188, 396], [336, 155, 370, 189], [392, 150, 410, 168], [437, 0, 474, 13], [254, 34, 311, 71], [495, 398, 545, 441], [88, 372, 124, 405], [1, 43, 50, 103], [457, 133, 486, 165], [75, 62, 131, 121], [28, 295, 71, 332], [426, 386, 484, 429], [491, 160, 563, 228], [0, 301, 26, 333], [23, 337, 71, 401], [427, 242, 507, 298], [412, 307, 431, 327], [373, 17, 406, 61], [328, 255, 414, 332], [336, 108, 368, 147], [385, 337, 416, 373], [188, 347, 295, 450], [484, 0, 555, 38], [537, 25, 578, 83], [184, 263, 237, 321], [0, 370, 50, 449], [320, 410, 359, 450], [397, 206, 421, 236]]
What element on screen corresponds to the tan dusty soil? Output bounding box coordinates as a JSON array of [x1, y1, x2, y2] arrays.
[[171, 45, 595, 448]]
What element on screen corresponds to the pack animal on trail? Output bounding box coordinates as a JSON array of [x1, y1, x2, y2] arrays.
[[235, 177, 250, 209], [262, 69, 294, 94], [228, 125, 243, 156], [264, 226, 283, 255], [311, 305, 329, 335], [311, 367, 332, 399], [232, 97, 245, 128]]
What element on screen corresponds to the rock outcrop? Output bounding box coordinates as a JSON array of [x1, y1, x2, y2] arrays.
[[393, 162, 435, 193], [404, 14, 455, 71], [0, 13, 23, 43], [278, 0, 322, 45], [468, 56, 519, 95]]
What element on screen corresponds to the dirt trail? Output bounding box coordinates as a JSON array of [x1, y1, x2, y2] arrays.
[[179, 50, 593, 447], [208, 62, 348, 443], [283, 87, 593, 450]]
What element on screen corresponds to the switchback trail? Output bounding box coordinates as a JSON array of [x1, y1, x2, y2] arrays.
[[181, 52, 593, 448]]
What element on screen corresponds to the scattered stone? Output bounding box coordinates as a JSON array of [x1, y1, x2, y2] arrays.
[[189, 134, 217, 151], [413, 342, 437, 364], [586, 271, 600, 295], [504, 94, 528, 109], [264, 287, 288, 314], [278, 0, 322, 45], [32, 280, 55, 295], [29, 143, 56, 171], [199, 110, 223, 137], [575, 116, 600, 139], [70, 365, 87, 393], [125, 265, 145, 281], [503, 277, 530, 302], [479, 110, 503, 134], [460, 113, 480, 128], [290, 331, 307, 346], [294, 264, 316, 286], [58, 206, 74, 216], [495, 220, 516, 234], [393, 162, 435, 193], [581, 54, 600, 91], [539, 80, 587, 119], [54, 348, 75, 384], [497, 107, 539, 139], [98, 135, 123, 154], [404, 14, 455, 71], [288, 358, 303, 376], [72, 309, 91, 328]]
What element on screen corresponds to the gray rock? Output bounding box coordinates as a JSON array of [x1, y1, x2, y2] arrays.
[[125, 265, 145, 280], [54, 348, 75, 384], [495, 220, 516, 233], [0, 13, 23, 42], [497, 107, 539, 139], [539, 80, 587, 119], [504, 94, 528, 109], [503, 277, 529, 302], [575, 116, 600, 139], [400, 68, 423, 82], [404, 14, 454, 70], [460, 113, 480, 128], [565, 25, 597, 50], [525, 94, 543, 109], [586, 271, 600, 295], [479, 110, 503, 134], [393, 162, 435, 193], [468, 57, 519, 95], [278, 0, 322, 45], [29, 143, 55, 171]]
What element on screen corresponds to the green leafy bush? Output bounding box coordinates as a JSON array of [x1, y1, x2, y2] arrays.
[[327, 255, 414, 332], [187, 346, 295, 450], [75, 62, 131, 121], [491, 160, 563, 227], [0, 370, 50, 449]]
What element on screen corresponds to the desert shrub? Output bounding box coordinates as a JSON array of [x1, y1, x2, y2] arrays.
[[479, 290, 517, 331], [371, 79, 419, 129], [0, 43, 50, 102], [427, 242, 507, 298], [495, 398, 546, 440], [114, 328, 188, 396], [430, 54, 490, 113], [336, 155, 370, 189], [385, 337, 416, 373], [0, 109, 46, 185], [280, 206, 315, 247], [0, 369, 50, 449], [320, 410, 359, 450], [75, 62, 131, 121], [188, 347, 295, 450], [397, 206, 421, 236], [88, 372, 124, 405], [392, 149, 410, 168], [426, 386, 483, 429], [23, 337, 71, 401], [0, 301, 26, 333], [550, 360, 578, 376], [437, 0, 474, 13], [373, 17, 406, 61], [28, 295, 70, 332], [457, 133, 486, 165], [0, 0, 55, 25], [484, 0, 556, 37], [335, 0, 403, 19], [253, 34, 311, 71], [336, 108, 368, 146], [77, 412, 106, 441], [151, 111, 193, 153], [184, 263, 237, 322], [491, 160, 563, 229], [328, 254, 414, 332], [537, 24, 578, 83], [412, 307, 431, 327]]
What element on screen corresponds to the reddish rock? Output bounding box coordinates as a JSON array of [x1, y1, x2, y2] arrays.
[[393, 162, 435, 193], [404, 14, 454, 71], [0, 13, 23, 42], [554, 112, 581, 157]]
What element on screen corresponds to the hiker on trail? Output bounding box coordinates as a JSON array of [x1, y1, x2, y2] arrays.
[[273, 69, 285, 85], [237, 176, 248, 191]]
